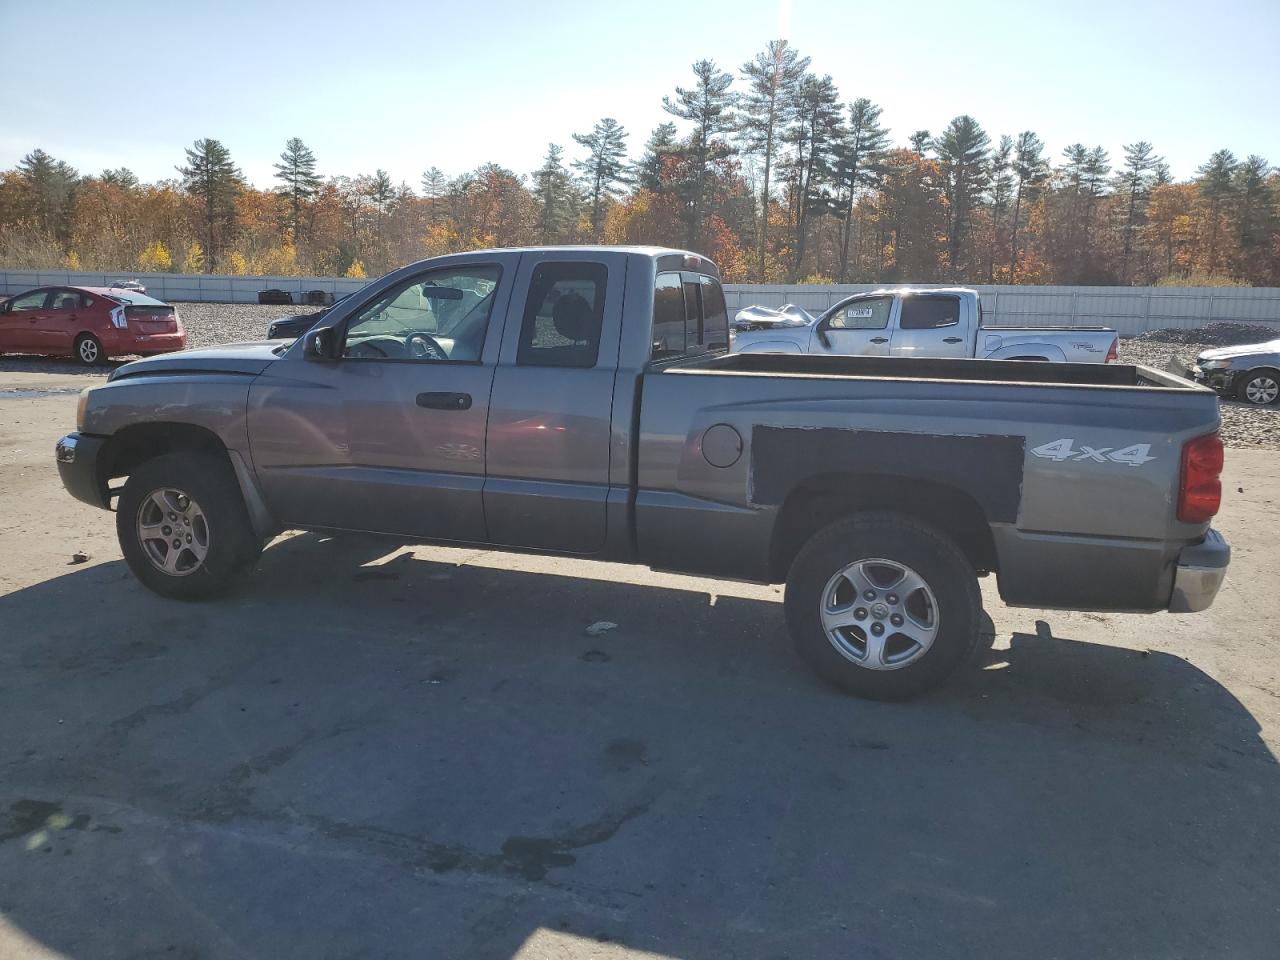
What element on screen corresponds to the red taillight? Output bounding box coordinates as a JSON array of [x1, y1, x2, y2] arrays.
[[1178, 432, 1224, 523], [1105, 337, 1118, 364]]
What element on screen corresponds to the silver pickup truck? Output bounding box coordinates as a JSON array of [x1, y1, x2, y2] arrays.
[[56, 247, 1229, 700], [733, 287, 1119, 363]]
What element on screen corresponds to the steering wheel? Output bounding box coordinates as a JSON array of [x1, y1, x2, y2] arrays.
[[405, 331, 449, 361]]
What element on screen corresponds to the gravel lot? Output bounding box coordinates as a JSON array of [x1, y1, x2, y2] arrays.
[[3, 303, 1278, 448]]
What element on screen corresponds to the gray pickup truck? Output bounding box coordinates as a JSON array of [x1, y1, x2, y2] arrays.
[[56, 246, 1230, 699]]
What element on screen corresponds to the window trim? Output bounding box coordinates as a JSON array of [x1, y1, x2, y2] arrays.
[[336, 262, 504, 365], [514, 260, 608, 369]]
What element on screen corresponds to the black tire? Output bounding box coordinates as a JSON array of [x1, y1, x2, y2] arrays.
[[784, 512, 981, 701], [1237, 369, 1280, 406], [116, 452, 261, 600], [74, 333, 104, 366]]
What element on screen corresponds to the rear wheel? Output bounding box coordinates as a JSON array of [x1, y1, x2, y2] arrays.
[[117, 453, 261, 600], [1238, 370, 1280, 406], [74, 333, 103, 366], [784, 512, 981, 700]]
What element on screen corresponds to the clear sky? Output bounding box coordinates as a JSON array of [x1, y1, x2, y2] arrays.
[[2, 0, 1277, 189]]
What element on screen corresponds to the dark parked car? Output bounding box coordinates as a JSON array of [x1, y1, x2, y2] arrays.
[[1191, 338, 1280, 405], [266, 296, 347, 339], [257, 289, 294, 305]]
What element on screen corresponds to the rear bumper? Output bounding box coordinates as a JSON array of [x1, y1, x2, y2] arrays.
[[1169, 528, 1231, 613], [56, 433, 110, 508], [101, 329, 186, 357]]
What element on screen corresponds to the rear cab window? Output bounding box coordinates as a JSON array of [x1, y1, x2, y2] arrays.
[[900, 296, 961, 330], [650, 266, 728, 363], [517, 261, 606, 368]]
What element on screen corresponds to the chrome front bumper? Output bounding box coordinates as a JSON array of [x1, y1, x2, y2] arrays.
[[1169, 529, 1230, 613]]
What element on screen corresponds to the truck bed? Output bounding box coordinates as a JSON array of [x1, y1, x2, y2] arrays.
[[677, 351, 1200, 392]]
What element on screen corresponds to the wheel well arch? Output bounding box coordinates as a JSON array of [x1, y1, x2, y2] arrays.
[[1241, 365, 1280, 380], [100, 422, 231, 486], [769, 472, 997, 581]]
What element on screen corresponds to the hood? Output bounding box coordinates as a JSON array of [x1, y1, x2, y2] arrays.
[[732, 303, 817, 330], [110, 341, 284, 381], [1198, 339, 1280, 361]]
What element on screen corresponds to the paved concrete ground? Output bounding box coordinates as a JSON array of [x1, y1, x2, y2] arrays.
[[1, 363, 1278, 959]]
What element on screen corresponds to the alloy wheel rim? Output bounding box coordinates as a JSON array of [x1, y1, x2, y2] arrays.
[[819, 558, 940, 670], [1245, 376, 1278, 404], [79, 339, 98, 362], [137, 487, 210, 576]]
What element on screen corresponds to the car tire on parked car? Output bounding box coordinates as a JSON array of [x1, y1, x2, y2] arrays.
[[784, 512, 982, 700], [116, 452, 262, 600], [1238, 369, 1280, 406], [74, 333, 103, 366]]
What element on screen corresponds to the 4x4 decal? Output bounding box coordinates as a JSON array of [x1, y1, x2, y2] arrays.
[[1030, 438, 1156, 467]]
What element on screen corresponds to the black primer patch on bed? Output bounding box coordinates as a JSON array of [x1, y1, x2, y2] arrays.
[[751, 426, 1024, 523]]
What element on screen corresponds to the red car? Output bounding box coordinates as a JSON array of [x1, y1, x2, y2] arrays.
[[0, 285, 186, 365]]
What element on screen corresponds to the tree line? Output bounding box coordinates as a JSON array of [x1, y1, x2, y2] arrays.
[[1, 40, 1277, 287]]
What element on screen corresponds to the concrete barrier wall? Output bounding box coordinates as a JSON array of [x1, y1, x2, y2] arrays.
[[3, 269, 1279, 336]]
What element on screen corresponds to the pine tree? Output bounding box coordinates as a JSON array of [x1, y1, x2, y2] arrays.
[[636, 123, 679, 192], [18, 149, 79, 240], [908, 131, 932, 156], [177, 138, 243, 269], [532, 143, 575, 243], [1114, 141, 1162, 282], [935, 115, 991, 277], [784, 73, 842, 279], [1234, 155, 1275, 278], [1196, 149, 1239, 273], [1007, 130, 1048, 279], [738, 40, 809, 279], [100, 168, 139, 190], [663, 59, 735, 250], [987, 136, 1014, 281], [273, 137, 321, 242], [833, 98, 890, 281], [365, 169, 395, 240], [572, 118, 630, 240], [421, 167, 448, 225]]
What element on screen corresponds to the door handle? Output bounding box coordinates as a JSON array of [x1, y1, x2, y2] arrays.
[[869, 337, 888, 344], [942, 337, 963, 344], [416, 391, 472, 411]]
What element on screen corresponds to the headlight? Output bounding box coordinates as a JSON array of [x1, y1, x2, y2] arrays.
[[76, 388, 90, 431], [1200, 359, 1232, 370]]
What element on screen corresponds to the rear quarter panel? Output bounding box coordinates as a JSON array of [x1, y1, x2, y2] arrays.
[[636, 366, 1220, 609]]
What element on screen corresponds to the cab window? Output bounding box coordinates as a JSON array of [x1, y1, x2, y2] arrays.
[[830, 296, 891, 330], [516, 261, 606, 368], [342, 265, 500, 362], [900, 296, 961, 330], [651, 271, 728, 361]]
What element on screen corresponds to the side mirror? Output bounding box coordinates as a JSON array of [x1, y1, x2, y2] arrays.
[[303, 326, 337, 361]]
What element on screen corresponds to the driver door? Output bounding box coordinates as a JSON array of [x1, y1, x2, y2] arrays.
[[247, 256, 517, 541], [813, 295, 895, 356]]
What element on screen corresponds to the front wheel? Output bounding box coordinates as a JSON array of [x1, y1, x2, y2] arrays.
[[1238, 370, 1280, 406], [116, 453, 261, 600], [784, 512, 981, 700]]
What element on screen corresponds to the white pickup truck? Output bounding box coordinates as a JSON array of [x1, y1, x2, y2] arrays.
[[732, 287, 1118, 363]]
